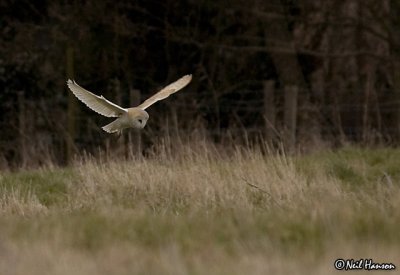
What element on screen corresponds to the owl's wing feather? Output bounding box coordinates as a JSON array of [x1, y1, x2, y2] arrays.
[[67, 80, 127, 117], [138, 74, 192, 110]]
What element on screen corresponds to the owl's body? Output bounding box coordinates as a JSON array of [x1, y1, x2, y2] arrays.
[[102, 108, 149, 134], [66, 74, 192, 134]]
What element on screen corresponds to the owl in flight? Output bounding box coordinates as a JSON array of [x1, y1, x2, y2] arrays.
[[67, 74, 192, 134]]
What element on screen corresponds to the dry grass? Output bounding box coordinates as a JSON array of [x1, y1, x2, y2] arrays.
[[1, 143, 400, 274]]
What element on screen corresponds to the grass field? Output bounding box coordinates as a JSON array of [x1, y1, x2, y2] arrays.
[[1, 143, 400, 274]]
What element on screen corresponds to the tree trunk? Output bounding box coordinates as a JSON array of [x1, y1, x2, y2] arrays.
[[390, 0, 400, 142], [263, 0, 305, 151], [308, 69, 324, 144], [66, 46, 75, 163], [263, 80, 276, 143], [284, 85, 298, 151], [18, 91, 26, 167]]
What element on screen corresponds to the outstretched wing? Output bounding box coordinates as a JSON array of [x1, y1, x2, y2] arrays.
[[138, 74, 192, 110], [67, 80, 127, 117]]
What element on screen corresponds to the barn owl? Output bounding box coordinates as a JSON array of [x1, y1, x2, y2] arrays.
[[67, 74, 192, 134]]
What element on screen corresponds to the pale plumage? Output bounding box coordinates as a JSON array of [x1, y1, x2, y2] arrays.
[[67, 80, 127, 117], [138, 75, 193, 110], [67, 74, 192, 134]]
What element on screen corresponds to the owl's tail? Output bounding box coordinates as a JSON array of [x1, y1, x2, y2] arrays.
[[102, 119, 121, 134]]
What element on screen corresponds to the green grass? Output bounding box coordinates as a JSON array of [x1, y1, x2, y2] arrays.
[[0, 168, 73, 206], [0, 146, 399, 274]]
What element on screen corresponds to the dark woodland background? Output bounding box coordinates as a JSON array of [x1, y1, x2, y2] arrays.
[[1, 0, 400, 167]]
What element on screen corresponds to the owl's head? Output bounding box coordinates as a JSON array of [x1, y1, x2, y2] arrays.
[[129, 108, 149, 129]]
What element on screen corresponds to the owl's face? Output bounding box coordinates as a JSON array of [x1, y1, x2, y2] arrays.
[[128, 109, 149, 129], [133, 116, 148, 128]]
